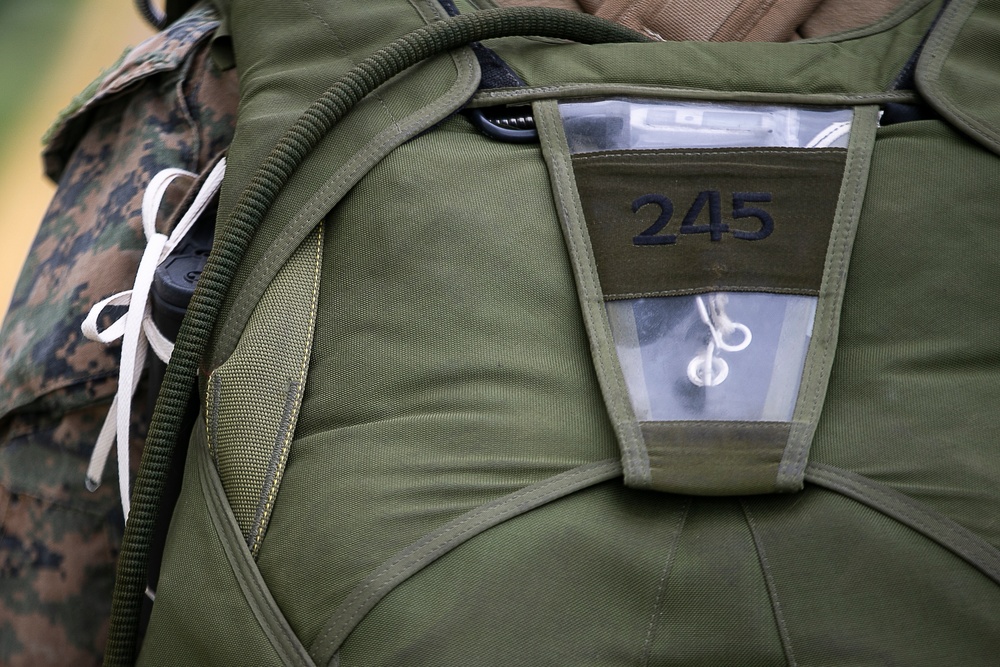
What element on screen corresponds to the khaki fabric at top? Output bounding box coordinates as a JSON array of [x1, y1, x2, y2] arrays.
[[166, 0, 909, 40], [492, 0, 908, 40]]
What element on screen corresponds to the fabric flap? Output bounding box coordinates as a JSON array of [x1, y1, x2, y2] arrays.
[[917, 0, 1000, 156], [43, 4, 219, 181]]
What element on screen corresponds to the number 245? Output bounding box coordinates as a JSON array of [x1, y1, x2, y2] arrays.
[[630, 191, 773, 245]]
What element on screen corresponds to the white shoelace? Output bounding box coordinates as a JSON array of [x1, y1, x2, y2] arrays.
[[82, 159, 226, 522]]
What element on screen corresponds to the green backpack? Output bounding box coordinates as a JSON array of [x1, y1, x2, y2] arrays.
[[105, 0, 1000, 664]]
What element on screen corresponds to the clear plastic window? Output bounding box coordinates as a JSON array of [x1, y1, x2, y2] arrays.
[[559, 99, 851, 423], [607, 293, 816, 422], [561, 99, 853, 153]]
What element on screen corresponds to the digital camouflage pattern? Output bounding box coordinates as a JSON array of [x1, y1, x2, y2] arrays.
[[0, 3, 237, 664]]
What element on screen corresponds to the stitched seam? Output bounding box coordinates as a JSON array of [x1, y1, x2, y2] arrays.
[[323, 465, 616, 653], [803, 113, 868, 472], [217, 49, 478, 361], [815, 469, 1000, 572], [800, 0, 933, 44], [248, 379, 299, 555], [316, 463, 609, 646], [778, 107, 874, 487], [742, 500, 798, 667], [536, 100, 648, 484], [573, 149, 842, 161], [209, 374, 221, 469], [639, 498, 690, 666], [916, 0, 973, 89], [712, 0, 777, 42], [174, 51, 201, 173], [643, 420, 788, 429], [606, 287, 820, 299], [84, 19, 220, 109], [474, 86, 918, 105], [806, 464, 1000, 580], [199, 434, 313, 665], [619, 0, 654, 25], [203, 444, 312, 664], [298, 0, 403, 135], [310, 460, 621, 659], [410, 0, 445, 21], [249, 225, 324, 557]]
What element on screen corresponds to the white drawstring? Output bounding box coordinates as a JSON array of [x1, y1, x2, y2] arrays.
[[82, 158, 226, 522], [687, 294, 751, 388], [806, 121, 851, 149]]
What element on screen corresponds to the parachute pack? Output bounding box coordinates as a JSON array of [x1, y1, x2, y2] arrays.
[[89, 0, 1000, 664]]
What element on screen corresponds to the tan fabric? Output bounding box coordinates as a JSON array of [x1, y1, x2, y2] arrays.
[[581, 0, 831, 41], [582, 0, 765, 41], [491, 0, 907, 41], [493, 0, 584, 11], [738, 0, 824, 41], [798, 0, 907, 38]]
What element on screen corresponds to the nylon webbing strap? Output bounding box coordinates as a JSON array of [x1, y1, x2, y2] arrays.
[[103, 8, 645, 665]]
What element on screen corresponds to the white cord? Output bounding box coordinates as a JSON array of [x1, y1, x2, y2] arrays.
[[688, 294, 751, 388], [82, 158, 226, 522], [687, 341, 729, 387], [805, 121, 851, 149]]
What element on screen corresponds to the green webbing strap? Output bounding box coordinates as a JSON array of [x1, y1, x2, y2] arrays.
[[103, 8, 646, 665]]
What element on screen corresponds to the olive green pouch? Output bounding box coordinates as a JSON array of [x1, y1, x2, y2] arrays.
[[536, 98, 879, 494]]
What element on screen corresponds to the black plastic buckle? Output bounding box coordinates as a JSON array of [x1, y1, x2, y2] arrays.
[[465, 106, 538, 143]]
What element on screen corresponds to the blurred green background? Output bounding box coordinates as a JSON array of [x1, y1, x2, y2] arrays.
[[0, 0, 151, 315], [0, 0, 80, 158]]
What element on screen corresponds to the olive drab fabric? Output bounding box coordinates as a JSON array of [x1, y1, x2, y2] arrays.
[[114, 0, 1000, 664], [0, 3, 931, 666]]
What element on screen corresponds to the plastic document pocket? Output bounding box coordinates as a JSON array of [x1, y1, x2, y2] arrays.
[[540, 99, 875, 495]]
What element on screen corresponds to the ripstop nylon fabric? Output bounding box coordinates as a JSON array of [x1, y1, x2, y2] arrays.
[[810, 118, 1000, 550], [255, 115, 622, 649], [111, 8, 649, 663], [137, 423, 313, 665], [336, 491, 790, 666], [130, 0, 1000, 664]]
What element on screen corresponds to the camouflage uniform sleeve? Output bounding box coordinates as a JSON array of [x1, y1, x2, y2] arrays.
[[0, 4, 237, 665]]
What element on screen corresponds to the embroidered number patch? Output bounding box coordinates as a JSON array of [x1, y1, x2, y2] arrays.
[[631, 191, 773, 245]]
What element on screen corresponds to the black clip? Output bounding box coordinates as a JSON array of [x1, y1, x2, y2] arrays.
[[466, 106, 538, 143]]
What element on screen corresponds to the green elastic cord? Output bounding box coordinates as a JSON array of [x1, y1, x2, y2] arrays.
[[103, 8, 647, 666]]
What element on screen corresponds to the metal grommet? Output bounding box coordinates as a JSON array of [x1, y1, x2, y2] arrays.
[[687, 351, 729, 387]]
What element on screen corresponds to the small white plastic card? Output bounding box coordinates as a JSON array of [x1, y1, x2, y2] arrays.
[[561, 99, 853, 152]]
